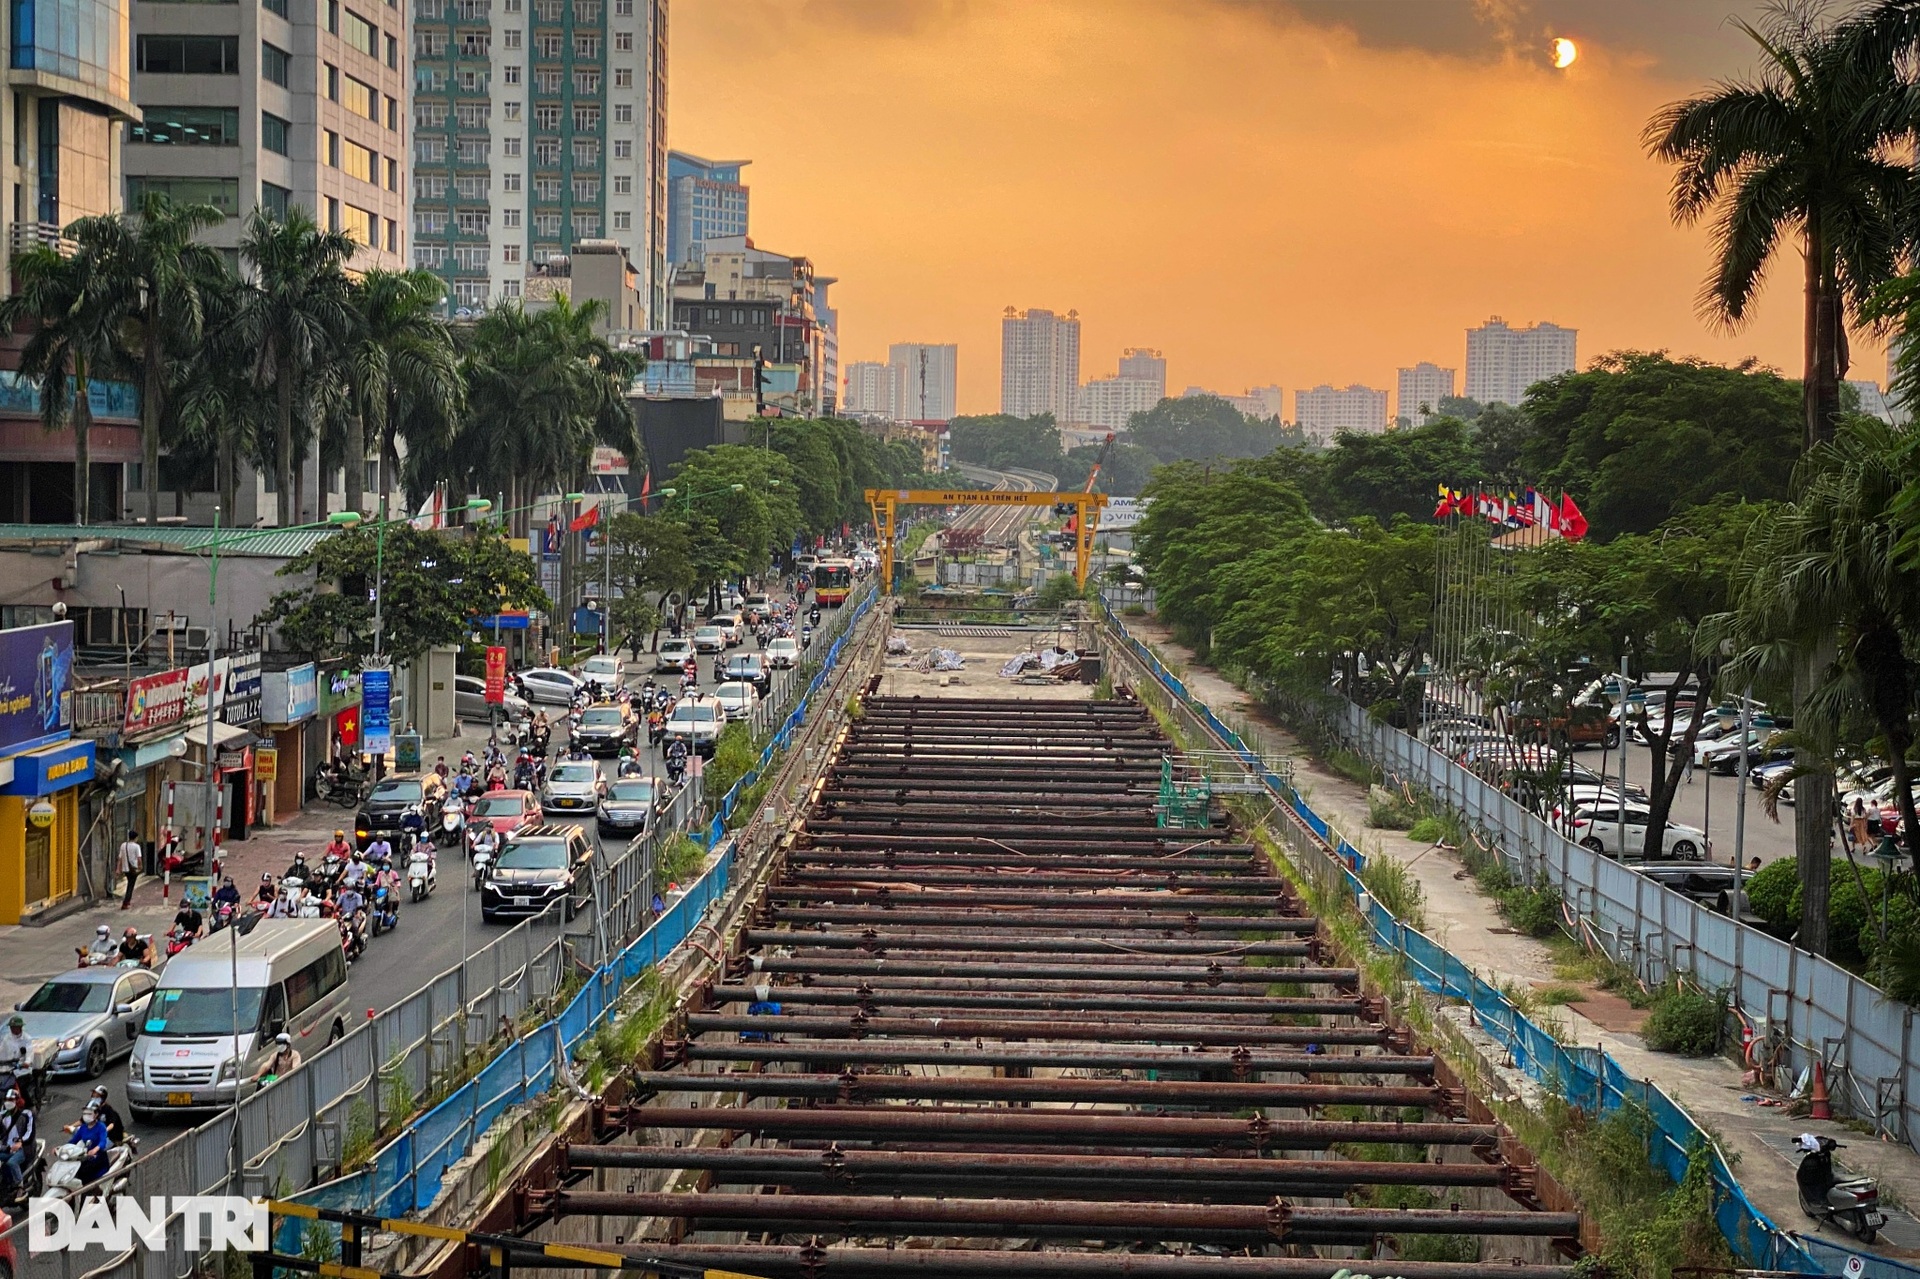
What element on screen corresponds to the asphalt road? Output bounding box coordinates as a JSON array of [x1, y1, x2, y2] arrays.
[[1572, 736, 1798, 868], [39, 616, 815, 1144]]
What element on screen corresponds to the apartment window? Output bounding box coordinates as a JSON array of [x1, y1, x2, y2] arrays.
[[503, 27, 521, 48], [532, 67, 560, 92], [613, 0, 628, 12], [327, 197, 341, 229], [532, 175, 560, 200], [453, 280, 487, 306], [445, 245, 483, 270], [385, 156, 400, 190], [325, 63, 339, 100], [385, 218, 399, 252], [415, 102, 447, 128], [455, 208, 489, 233], [502, 64, 520, 84], [385, 33, 398, 67], [533, 138, 559, 164], [263, 0, 287, 16], [137, 35, 241, 73], [415, 0, 442, 15], [535, 32, 561, 56], [504, 101, 521, 121], [128, 176, 239, 215], [414, 29, 446, 56], [502, 244, 520, 264], [573, 0, 596, 19], [456, 29, 489, 54], [502, 0, 519, 12], [454, 173, 486, 198], [386, 96, 399, 130], [502, 205, 520, 225], [344, 75, 376, 119], [453, 0, 486, 13], [572, 68, 598, 94], [261, 181, 291, 219], [455, 102, 487, 128], [533, 102, 560, 129], [611, 173, 630, 195], [572, 104, 598, 131], [342, 8, 376, 56], [131, 106, 240, 145], [259, 110, 288, 153], [454, 136, 486, 162], [572, 211, 599, 237], [611, 209, 629, 230], [573, 32, 597, 57], [613, 30, 630, 51], [532, 211, 559, 236], [612, 103, 630, 123], [501, 280, 521, 298], [415, 209, 447, 233], [611, 138, 630, 160], [415, 65, 444, 91], [502, 135, 520, 157], [456, 65, 485, 90], [343, 138, 374, 182], [572, 176, 598, 201], [572, 138, 598, 166], [414, 136, 446, 162], [324, 129, 340, 165], [326, 0, 338, 31], [613, 67, 630, 88], [415, 173, 447, 198], [343, 203, 375, 246], [415, 244, 447, 268], [532, 0, 558, 18]]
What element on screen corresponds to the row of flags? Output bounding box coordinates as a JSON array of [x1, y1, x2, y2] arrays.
[[1433, 485, 1589, 540]]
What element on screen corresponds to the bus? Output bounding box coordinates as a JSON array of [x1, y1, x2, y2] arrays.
[[812, 558, 854, 607]]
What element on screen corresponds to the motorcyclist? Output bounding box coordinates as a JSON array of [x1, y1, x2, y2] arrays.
[[365, 834, 392, 867], [282, 851, 312, 884], [0, 1019, 34, 1086], [253, 873, 277, 909], [617, 749, 643, 779], [171, 900, 204, 941], [79, 923, 115, 965], [85, 1086, 125, 1147], [212, 876, 241, 911], [71, 1103, 111, 1184], [0, 1089, 34, 1200], [324, 829, 354, 862], [665, 737, 689, 780], [410, 833, 437, 877], [252, 1033, 300, 1085], [116, 927, 152, 967], [336, 879, 366, 921], [433, 757, 450, 784]]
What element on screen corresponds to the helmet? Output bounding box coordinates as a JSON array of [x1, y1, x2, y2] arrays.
[[261, 872, 274, 883], [90, 1085, 108, 1099], [95, 924, 111, 937], [335, 830, 346, 839], [123, 926, 138, 939], [275, 1032, 291, 1046], [7, 1016, 21, 1030]]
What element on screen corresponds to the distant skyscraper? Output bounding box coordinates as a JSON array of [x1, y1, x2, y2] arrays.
[[815, 276, 838, 414], [1180, 385, 1283, 420], [667, 151, 749, 266], [1397, 362, 1457, 426], [889, 343, 958, 421], [843, 361, 895, 416], [1116, 347, 1167, 400], [1074, 375, 1161, 430], [1000, 307, 1080, 420], [1464, 317, 1577, 407], [1847, 379, 1895, 423], [1295, 384, 1388, 440]]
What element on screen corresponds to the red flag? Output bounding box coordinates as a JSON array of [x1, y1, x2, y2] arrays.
[[639, 469, 652, 500], [1558, 493, 1589, 540], [1432, 495, 1452, 520], [568, 503, 600, 534]]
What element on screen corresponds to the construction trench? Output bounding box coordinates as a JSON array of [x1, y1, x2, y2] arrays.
[[416, 669, 1594, 1279]]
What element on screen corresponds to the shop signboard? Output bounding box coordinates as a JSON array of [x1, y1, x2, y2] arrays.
[[222, 652, 262, 725], [393, 733, 421, 774], [0, 737, 95, 796], [261, 663, 319, 726], [123, 668, 190, 739], [183, 658, 231, 723], [255, 747, 279, 783], [361, 668, 392, 758], [0, 620, 74, 756], [484, 647, 507, 704]]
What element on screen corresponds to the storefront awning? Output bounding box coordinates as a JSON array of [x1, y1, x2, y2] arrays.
[[118, 733, 189, 771], [183, 721, 255, 755], [0, 738, 95, 796]]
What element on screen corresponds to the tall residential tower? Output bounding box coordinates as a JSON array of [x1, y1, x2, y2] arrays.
[[1464, 317, 1576, 407], [1397, 362, 1456, 426], [1000, 306, 1079, 420]]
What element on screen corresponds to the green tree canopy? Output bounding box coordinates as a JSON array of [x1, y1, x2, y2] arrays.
[[947, 413, 1063, 473], [1319, 418, 1486, 526], [1125, 395, 1294, 464]]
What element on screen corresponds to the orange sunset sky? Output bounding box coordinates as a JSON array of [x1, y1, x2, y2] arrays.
[[669, 0, 1885, 416]]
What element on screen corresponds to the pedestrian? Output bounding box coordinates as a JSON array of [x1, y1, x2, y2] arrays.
[[116, 830, 142, 909], [1849, 798, 1871, 851]]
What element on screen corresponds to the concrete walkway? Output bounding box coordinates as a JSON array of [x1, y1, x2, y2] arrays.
[[1126, 618, 1920, 1261]]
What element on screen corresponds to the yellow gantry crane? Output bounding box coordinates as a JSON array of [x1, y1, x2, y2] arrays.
[[865, 487, 1109, 594]]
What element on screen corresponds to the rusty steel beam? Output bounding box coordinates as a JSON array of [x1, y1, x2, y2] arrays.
[[778, 872, 1286, 892], [766, 896, 1305, 918], [704, 984, 1371, 1018], [810, 834, 1230, 853], [733, 956, 1355, 986], [676, 1040, 1434, 1075], [586, 1244, 1571, 1279], [748, 933, 1314, 959], [622, 1104, 1492, 1149], [789, 849, 1261, 868], [686, 1012, 1381, 1046], [538, 1189, 1575, 1239], [623, 1071, 1443, 1108]]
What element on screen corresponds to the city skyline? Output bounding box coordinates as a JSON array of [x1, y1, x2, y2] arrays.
[[668, 0, 1885, 414]]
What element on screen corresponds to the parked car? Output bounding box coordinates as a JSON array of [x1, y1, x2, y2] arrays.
[[540, 762, 604, 814], [718, 651, 771, 694], [692, 626, 727, 655], [765, 636, 801, 670], [1624, 861, 1751, 913], [356, 777, 427, 850], [570, 703, 636, 755], [656, 638, 695, 673], [712, 613, 745, 647], [453, 675, 531, 724], [1569, 804, 1711, 859], [515, 667, 585, 706], [481, 824, 594, 922], [665, 695, 724, 756], [713, 680, 759, 722], [14, 967, 158, 1078], [597, 777, 663, 836], [578, 654, 626, 692]]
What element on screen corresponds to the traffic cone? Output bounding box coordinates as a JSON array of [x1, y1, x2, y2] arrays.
[[1810, 1060, 1832, 1120]]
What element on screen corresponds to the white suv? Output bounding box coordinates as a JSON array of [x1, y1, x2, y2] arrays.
[[665, 696, 724, 756]]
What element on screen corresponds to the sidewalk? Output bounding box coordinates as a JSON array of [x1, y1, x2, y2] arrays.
[[1126, 617, 1920, 1260]]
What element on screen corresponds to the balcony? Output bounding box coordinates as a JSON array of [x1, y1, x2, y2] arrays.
[[9, 221, 73, 259]]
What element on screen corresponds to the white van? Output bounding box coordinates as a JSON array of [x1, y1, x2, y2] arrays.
[[125, 919, 349, 1120]]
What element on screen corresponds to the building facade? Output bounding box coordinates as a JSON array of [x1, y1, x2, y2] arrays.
[[1464, 317, 1576, 407], [665, 149, 745, 266], [671, 234, 822, 415], [1116, 347, 1166, 400], [1073, 374, 1159, 431], [408, 0, 667, 317], [1295, 383, 1387, 439], [887, 342, 957, 422], [841, 361, 893, 416], [1397, 361, 1456, 426], [1000, 306, 1079, 420], [126, 0, 407, 268], [1180, 384, 1283, 421]]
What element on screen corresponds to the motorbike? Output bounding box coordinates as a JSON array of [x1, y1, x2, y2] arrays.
[[437, 797, 466, 848], [312, 763, 364, 808], [1, 1137, 46, 1208], [44, 1134, 137, 1205], [407, 844, 437, 902], [1796, 1135, 1885, 1244], [529, 724, 551, 756], [339, 910, 368, 963], [666, 754, 688, 786], [0, 1064, 45, 1112], [209, 898, 239, 934], [369, 878, 399, 935], [800, 624, 813, 650], [280, 878, 323, 919], [470, 834, 497, 890], [164, 925, 195, 958]]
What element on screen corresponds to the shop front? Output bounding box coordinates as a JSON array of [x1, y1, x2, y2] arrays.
[[118, 665, 192, 855], [261, 662, 318, 820], [0, 737, 96, 923], [317, 666, 361, 778]]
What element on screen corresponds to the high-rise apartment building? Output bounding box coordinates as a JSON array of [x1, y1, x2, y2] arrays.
[[814, 275, 837, 414], [1464, 317, 1576, 407], [409, 0, 667, 318], [842, 361, 896, 416], [1295, 383, 1387, 440], [1397, 362, 1456, 426], [1074, 374, 1160, 431], [888, 343, 957, 421], [1180, 385, 1283, 421], [1000, 307, 1079, 420], [125, 0, 408, 267], [666, 150, 745, 265], [1116, 347, 1166, 400]]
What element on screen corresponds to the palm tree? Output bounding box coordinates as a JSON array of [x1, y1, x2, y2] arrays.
[[235, 208, 357, 524], [344, 269, 460, 516], [1643, 2, 1920, 449], [0, 246, 121, 524], [63, 194, 228, 525]]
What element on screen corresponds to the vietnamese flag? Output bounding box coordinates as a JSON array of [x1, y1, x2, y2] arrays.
[[568, 503, 600, 534]]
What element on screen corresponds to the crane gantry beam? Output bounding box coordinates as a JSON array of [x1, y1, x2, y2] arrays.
[[865, 487, 1109, 594]]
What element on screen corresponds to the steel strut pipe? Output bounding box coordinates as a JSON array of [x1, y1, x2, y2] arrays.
[[778, 873, 1287, 892], [621, 1106, 1494, 1148], [537, 1188, 1577, 1238], [623, 1070, 1443, 1108], [587, 1244, 1575, 1279], [766, 897, 1308, 918], [749, 933, 1314, 958], [559, 1144, 1506, 1187], [676, 1040, 1436, 1075], [734, 957, 1357, 986], [789, 850, 1262, 870], [703, 986, 1372, 1018], [684, 1013, 1387, 1046], [810, 834, 1231, 853]]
